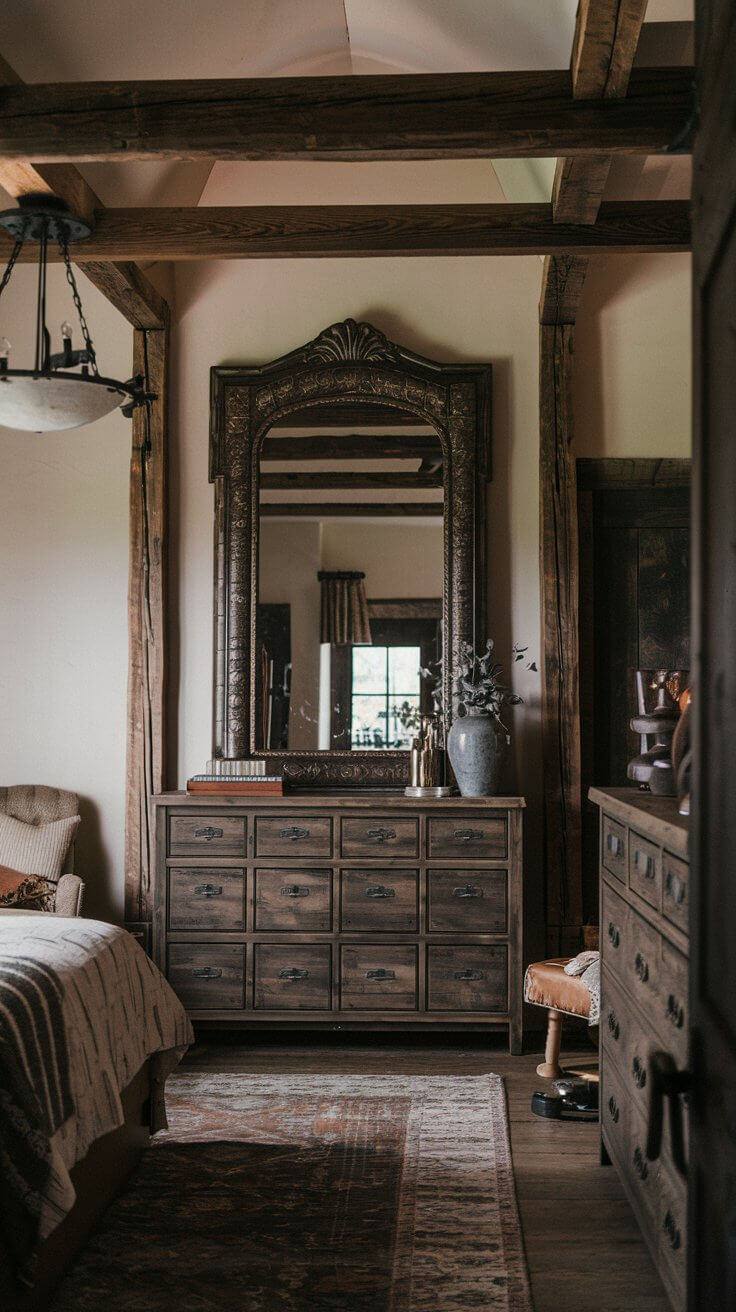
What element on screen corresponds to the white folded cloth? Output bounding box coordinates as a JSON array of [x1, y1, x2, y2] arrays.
[[564, 950, 600, 1025]]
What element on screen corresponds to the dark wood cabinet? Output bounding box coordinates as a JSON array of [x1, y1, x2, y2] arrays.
[[153, 792, 524, 1049], [592, 787, 688, 1312]]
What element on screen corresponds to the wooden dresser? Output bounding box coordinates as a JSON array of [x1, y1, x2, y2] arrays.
[[591, 787, 689, 1312], [152, 792, 524, 1050]]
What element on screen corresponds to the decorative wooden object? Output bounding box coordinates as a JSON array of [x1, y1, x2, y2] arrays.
[[592, 786, 689, 1312], [0, 68, 693, 163], [2, 201, 691, 262], [210, 319, 490, 790], [125, 325, 168, 922], [152, 792, 524, 1051]]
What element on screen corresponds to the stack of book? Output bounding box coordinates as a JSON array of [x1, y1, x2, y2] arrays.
[[187, 759, 284, 796]]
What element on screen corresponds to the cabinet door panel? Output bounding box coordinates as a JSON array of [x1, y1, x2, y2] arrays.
[[168, 867, 245, 930], [427, 816, 507, 860], [254, 816, 332, 858], [341, 817, 418, 858], [341, 869, 418, 932], [254, 868, 332, 931], [168, 943, 244, 1010], [340, 945, 418, 1010], [427, 868, 507, 932], [169, 814, 246, 857], [253, 944, 331, 1010], [427, 945, 507, 1012]]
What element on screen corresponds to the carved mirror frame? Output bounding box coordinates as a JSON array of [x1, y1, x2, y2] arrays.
[[210, 319, 491, 788]]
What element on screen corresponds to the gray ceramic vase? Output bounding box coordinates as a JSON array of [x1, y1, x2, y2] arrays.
[[447, 709, 509, 797]]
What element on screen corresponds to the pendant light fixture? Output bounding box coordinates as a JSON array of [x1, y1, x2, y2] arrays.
[[0, 193, 155, 432]]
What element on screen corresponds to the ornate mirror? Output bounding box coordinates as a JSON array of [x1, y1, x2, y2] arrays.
[[210, 319, 491, 788]]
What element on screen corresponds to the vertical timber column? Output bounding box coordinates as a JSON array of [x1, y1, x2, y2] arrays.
[[125, 324, 169, 923], [539, 273, 583, 956]]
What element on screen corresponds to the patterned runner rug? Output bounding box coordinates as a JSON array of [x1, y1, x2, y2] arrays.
[[52, 1073, 533, 1312]]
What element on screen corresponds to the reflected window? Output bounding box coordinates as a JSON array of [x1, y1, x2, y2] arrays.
[[350, 645, 421, 749]]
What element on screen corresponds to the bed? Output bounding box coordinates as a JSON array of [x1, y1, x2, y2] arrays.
[[0, 912, 193, 1310]]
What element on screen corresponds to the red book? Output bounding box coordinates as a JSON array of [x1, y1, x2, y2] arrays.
[[187, 780, 284, 795]]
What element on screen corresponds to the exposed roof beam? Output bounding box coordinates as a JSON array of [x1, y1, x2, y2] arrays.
[[553, 0, 649, 225], [0, 55, 168, 330], [3, 201, 690, 261], [539, 255, 591, 324], [263, 435, 440, 460], [260, 471, 442, 490], [0, 68, 692, 163]]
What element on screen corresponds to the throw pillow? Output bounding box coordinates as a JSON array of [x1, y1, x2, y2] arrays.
[[0, 812, 80, 886], [0, 865, 55, 911]]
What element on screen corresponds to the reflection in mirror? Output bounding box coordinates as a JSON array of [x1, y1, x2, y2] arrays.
[[257, 414, 444, 751]]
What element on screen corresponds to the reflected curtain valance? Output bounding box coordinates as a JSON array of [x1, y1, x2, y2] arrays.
[[319, 571, 372, 646]]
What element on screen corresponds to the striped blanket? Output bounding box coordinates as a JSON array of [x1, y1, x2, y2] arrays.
[[0, 955, 73, 1278], [0, 915, 192, 1285]]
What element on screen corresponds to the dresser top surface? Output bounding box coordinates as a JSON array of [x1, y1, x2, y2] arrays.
[[153, 791, 525, 810], [589, 785, 688, 856]]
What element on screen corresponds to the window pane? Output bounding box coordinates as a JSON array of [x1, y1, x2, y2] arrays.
[[352, 646, 388, 694], [385, 697, 421, 748], [388, 646, 422, 698], [351, 694, 390, 749]]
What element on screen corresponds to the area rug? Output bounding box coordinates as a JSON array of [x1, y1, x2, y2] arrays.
[[52, 1073, 533, 1312]]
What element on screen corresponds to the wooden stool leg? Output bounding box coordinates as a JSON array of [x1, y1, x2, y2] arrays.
[[536, 1009, 563, 1078]]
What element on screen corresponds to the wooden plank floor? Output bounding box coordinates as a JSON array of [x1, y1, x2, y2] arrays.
[[182, 1035, 670, 1312]]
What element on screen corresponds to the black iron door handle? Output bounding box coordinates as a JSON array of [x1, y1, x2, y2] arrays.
[[454, 969, 484, 982], [632, 1055, 647, 1088], [453, 884, 483, 899], [278, 826, 310, 841], [280, 885, 310, 898], [454, 828, 483, 842], [635, 951, 650, 982], [665, 869, 687, 905], [607, 1010, 620, 1041], [366, 968, 395, 981], [635, 849, 656, 880], [192, 966, 222, 979], [646, 1049, 692, 1177], [366, 885, 396, 899], [194, 826, 223, 841], [279, 967, 309, 981], [194, 883, 223, 897], [607, 831, 624, 857]]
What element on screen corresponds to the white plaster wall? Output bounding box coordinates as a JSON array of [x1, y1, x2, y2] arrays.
[[0, 265, 132, 922]]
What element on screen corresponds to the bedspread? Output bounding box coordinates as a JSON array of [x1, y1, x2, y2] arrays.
[[0, 914, 193, 1278]]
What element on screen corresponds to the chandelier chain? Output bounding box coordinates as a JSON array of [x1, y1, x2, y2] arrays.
[[0, 238, 23, 301], [60, 234, 99, 374]]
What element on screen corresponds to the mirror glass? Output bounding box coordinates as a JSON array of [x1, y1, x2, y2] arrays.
[[257, 409, 444, 751]]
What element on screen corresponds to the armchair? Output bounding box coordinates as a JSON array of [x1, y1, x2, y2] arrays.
[[0, 785, 84, 915]]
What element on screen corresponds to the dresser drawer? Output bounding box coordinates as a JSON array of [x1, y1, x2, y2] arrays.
[[169, 814, 246, 857], [600, 1053, 629, 1167], [253, 944, 331, 1010], [660, 937, 689, 1068], [600, 968, 629, 1075], [427, 869, 507, 933], [601, 881, 629, 982], [340, 870, 418, 932], [658, 1163, 687, 1311], [168, 868, 245, 930], [340, 945, 418, 1010], [602, 813, 627, 883], [629, 829, 661, 911], [254, 869, 332, 932], [340, 816, 418, 858], [168, 943, 244, 1010], [254, 815, 332, 858], [662, 851, 689, 934], [427, 816, 507, 860], [427, 945, 507, 1012], [625, 907, 661, 1010]]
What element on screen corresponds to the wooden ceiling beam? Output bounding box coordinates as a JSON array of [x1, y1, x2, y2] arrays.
[[263, 435, 440, 459], [2, 201, 690, 261], [0, 67, 692, 162], [553, 1, 649, 225], [0, 56, 168, 329], [260, 471, 442, 490]]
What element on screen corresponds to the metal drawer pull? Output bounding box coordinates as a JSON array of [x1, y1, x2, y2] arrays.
[[608, 1095, 619, 1124], [366, 826, 396, 843], [634, 951, 649, 983], [607, 921, 621, 948], [606, 832, 624, 857], [366, 885, 395, 899], [607, 1010, 620, 1041], [280, 885, 310, 898], [192, 966, 222, 980], [453, 884, 483, 899], [194, 883, 223, 898], [633, 1145, 649, 1181], [663, 1211, 681, 1251], [366, 968, 395, 981], [665, 869, 686, 905], [666, 993, 685, 1028], [278, 826, 310, 841], [454, 969, 484, 982], [646, 1050, 692, 1177], [454, 828, 483, 842], [279, 967, 309, 981], [635, 849, 656, 880], [194, 826, 223, 841], [632, 1055, 647, 1089]]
